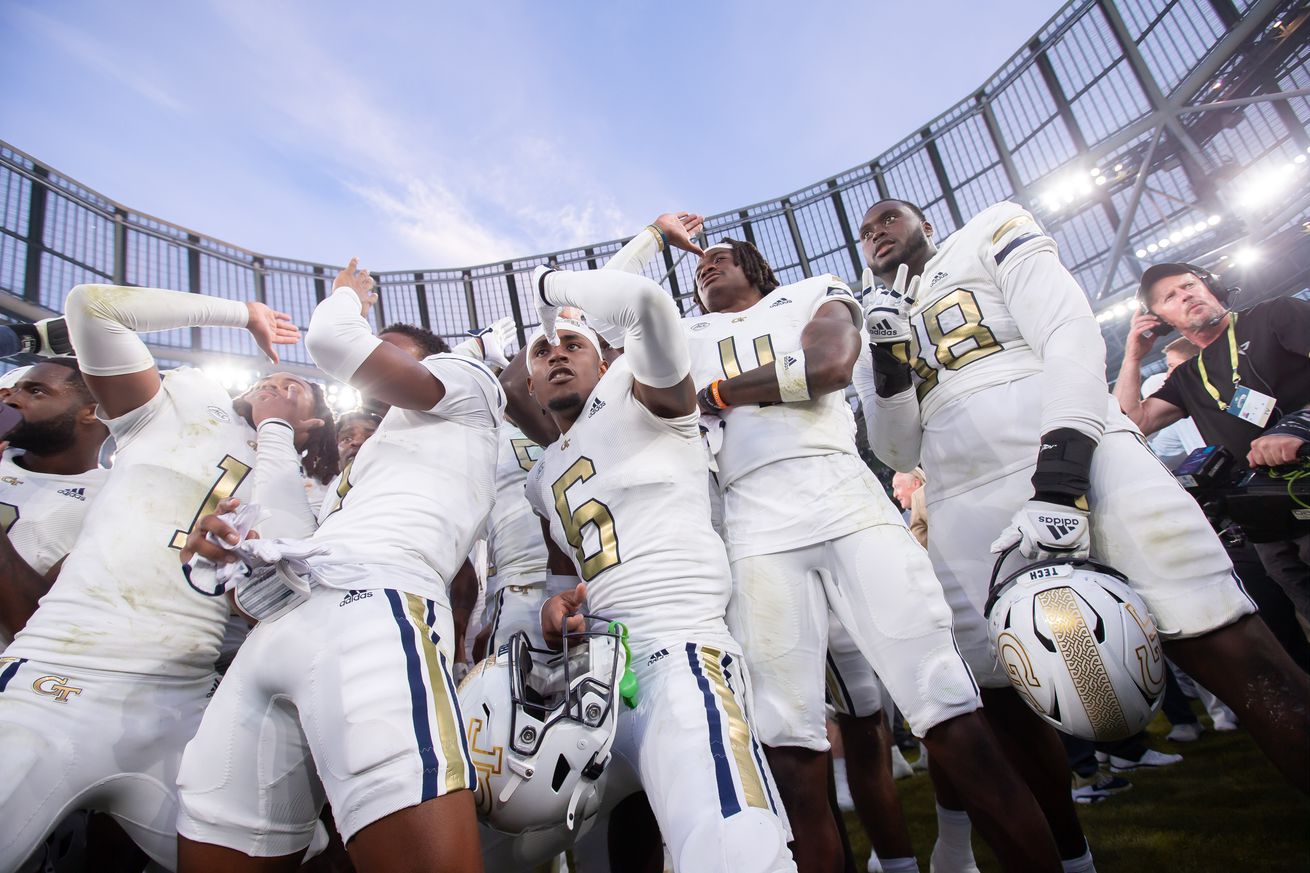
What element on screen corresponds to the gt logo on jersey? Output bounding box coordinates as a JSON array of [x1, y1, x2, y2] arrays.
[[33, 675, 83, 703]]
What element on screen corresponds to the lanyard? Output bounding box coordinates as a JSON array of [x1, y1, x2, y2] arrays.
[[1196, 313, 1239, 410]]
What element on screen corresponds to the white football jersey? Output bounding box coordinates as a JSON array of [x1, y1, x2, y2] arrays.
[[0, 451, 107, 652], [685, 274, 864, 488], [525, 357, 736, 656], [870, 201, 1135, 500], [311, 355, 505, 604], [899, 201, 1061, 423], [686, 276, 900, 558], [486, 422, 547, 591], [8, 367, 257, 678]]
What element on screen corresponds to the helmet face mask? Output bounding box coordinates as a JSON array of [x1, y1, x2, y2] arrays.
[[986, 558, 1167, 742], [507, 628, 622, 757], [459, 625, 624, 836]]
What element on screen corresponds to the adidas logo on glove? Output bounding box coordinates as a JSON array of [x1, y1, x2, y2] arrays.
[[1039, 515, 1081, 539]]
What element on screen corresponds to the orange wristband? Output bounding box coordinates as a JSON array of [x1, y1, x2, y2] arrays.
[[710, 379, 729, 410]]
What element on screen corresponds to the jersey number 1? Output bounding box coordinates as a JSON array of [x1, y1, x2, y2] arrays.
[[170, 456, 253, 550]]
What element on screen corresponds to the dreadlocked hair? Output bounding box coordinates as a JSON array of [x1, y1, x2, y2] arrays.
[[379, 323, 450, 358], [715, 238, 780, 296], [300, 381, 340, 486]]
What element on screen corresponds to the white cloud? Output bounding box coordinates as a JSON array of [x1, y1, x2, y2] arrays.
[[201, 1, 635, 268]]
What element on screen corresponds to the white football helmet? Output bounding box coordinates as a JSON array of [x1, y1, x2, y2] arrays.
[[457, 627, 623, 835], [985, 556, 1167, 742]]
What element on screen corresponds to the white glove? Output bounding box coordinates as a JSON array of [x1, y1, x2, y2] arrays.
[[532, 265, 561, 345], [989, 499, 1091, 561], [863, 263, 919, 345], [467, 316, 517, 369]]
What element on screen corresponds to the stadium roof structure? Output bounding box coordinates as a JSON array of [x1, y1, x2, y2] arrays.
[[1, 0, 1308, 390]]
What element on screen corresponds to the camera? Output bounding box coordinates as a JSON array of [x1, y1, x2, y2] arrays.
[[1172, 445, 1310, 544]]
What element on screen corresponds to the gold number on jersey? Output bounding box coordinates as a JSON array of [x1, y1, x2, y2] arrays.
[[550, 457, 620, 580], [169, 455, 253, 549], [907, 289, 1002, 400], [0, 502, 18, 534], [321, 459, 355, 522], [717, 334, 775, 380], [511, 438, 541, 473]]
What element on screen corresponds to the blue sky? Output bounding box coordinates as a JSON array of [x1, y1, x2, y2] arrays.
[[2, 0, 1067, 270]]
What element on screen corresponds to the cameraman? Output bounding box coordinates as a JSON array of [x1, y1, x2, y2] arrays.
[[1115, 263, 1310, 614]]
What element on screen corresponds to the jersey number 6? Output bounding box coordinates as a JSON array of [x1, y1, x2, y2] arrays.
[[550, 457, 620, 581]]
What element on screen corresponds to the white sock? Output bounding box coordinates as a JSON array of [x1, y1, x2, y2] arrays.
[[935, 804, 973, 852], [931, 803, 977, 872], [881, 858, 920, 873], [1061, 844, 1096, 873]]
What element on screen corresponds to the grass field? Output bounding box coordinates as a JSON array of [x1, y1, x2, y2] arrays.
[[843, 708, 1310, 872]]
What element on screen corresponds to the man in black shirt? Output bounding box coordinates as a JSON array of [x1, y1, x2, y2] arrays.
[[1116, 262, 1310, 613]]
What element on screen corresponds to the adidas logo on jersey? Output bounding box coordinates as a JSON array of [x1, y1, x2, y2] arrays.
[[647, 648, 669, 665], [588, 397, 606, 418], [1039, 515, 1081, 539], [58, 487, 86, 501], [929, 271, 949, 288], [338, 589, 373, 607], [769, 297, 793, 307]]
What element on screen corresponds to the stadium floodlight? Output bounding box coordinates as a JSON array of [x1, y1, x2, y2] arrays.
[[1135, 248, 1148, 258], [327, 384, 361, 413], [1235, 161, 1302, 210], [1232, 247, 1261, 266], [1208, 215, 1222, 226]]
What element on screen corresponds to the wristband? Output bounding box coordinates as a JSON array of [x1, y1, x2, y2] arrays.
[[775, 349, 811, 402], [1031, 428, 1097, 504], [256, 417, 294, 433], [1266, 409, 1310, 443], [870, 343, 913, 398], [697, 379, 730, 411], [645, 224, 668, 252]]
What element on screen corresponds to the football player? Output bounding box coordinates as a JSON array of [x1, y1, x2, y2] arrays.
[[525, 262, 796, 873], [0, 281, 310, 871], [175, 258, 502, 873], [854, 198, 1310, 868], [0, 359, 109, 648], [670, 236, 1057, 873]]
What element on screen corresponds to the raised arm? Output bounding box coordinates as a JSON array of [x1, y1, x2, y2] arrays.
[[64, 283, 298, 419], [535, 266, 696, 418], [306, 259, 450, 411], [1114, 311, 1186, 435], [499, 347, 561, 446]]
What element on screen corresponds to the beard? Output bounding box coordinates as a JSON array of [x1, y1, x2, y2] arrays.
[[547, 392, 585, 416], [1182, 303, 1227, 332], [6, 408, 80, 454]]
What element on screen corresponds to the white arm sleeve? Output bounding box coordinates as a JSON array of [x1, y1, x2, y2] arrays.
[[251, 420, 319, 539], [540, 269, 689, 389], [996, 250, 1107, 442], [305, 288, 382, 383], [587, 227, 665, 347], [64, 283, 248, 377], [603, 227, 663, 275], [852, 348, 923, 471]]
